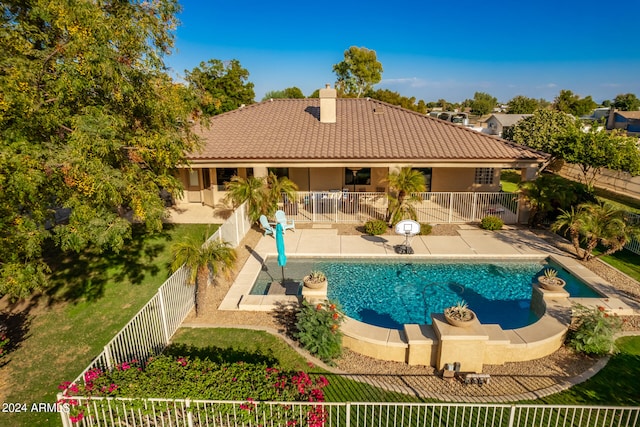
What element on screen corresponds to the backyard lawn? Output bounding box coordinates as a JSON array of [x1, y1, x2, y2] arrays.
[[0, 223, 213, 427], [170, 327, 640, 405]]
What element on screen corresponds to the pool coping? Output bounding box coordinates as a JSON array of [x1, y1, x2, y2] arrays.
[[220, 229, 635, 369]]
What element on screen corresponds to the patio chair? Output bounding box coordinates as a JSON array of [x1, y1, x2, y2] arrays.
[[259, 215, 275, 237], [275, 210, 295, 232]]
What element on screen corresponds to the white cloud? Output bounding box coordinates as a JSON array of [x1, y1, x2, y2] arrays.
[[381, 77, 429, 88], [537, 83, 558, 89]]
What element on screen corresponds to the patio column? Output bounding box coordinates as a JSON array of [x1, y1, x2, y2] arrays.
[[253, 167, 268, 178]]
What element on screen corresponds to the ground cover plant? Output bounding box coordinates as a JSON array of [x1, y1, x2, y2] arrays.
[[0, 224, 212, 426]]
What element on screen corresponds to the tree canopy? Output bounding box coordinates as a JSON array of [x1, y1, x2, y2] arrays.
[[613, 93, 640, 111], [366, 89, 427, 113], [262, 87, 305, 100], [186, 59, 255, 116], [502, 109, 579, 155], [557, 126, 640, 187], [506, 95, 541, 114], [553, 90, 597, 116], [333, 46, 383, 98], [0, 0, 196, 299], [470, 92, 497, 115]]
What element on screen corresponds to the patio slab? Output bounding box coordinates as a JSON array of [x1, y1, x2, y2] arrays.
[[421, 236, 476, 255]]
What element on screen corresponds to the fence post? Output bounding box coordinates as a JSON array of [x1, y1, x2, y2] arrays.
[[472, 192, 478, 221], [158, 289, 171, 344], [345, 402, 351, 427], [186, 399, 194, 427], [508, 405, 516, 427], [448, 193, 454, 223], [104, 344, 113, 370], [58, 392, 72, 427]]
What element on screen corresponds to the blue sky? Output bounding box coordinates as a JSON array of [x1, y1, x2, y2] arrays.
[[165, 0, 640, 104]]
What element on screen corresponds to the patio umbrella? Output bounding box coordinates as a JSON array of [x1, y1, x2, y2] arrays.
[[275, 222, 287, 283]]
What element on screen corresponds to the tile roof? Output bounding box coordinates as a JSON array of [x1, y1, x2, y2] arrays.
[[189, 98, 547, 163], [485, 114, 533, 127], [616, 111, 640, 119]]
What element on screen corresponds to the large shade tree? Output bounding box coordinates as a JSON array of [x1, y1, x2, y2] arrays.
[[0, 0, 197, 299], [502, 109, 579, 156], [556, 126, 640, 189], [506, 95, 541, 114], [470, 92, 497, 116], [553, 90, 597, 116], [613, 93, 640, 111], [333, 46, 383, 98], [186, 59, 255, 117]]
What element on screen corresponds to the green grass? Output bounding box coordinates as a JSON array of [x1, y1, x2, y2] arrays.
[[500, 169, 521, 193], [592, 248, 640, 282], [165, 328, 640, 405], [1, 223, 213, 426], [526, 337, 640, 405]]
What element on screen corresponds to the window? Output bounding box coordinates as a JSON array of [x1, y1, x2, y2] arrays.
[[268, 167, 289, 178], [216, 168, 238, 190], [413, 168, 432, 192], [246, 168, 254, 178], [474, 168, 494, 185], [345, 168, 371, 187], [188, 170, 199, 187]]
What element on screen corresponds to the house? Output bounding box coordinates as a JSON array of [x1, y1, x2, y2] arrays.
[[606, 109, 640, 136], [482, 114, 532, 137], [178, 85, 546, 206]]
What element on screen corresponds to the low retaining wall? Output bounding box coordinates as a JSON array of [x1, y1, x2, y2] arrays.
[[340, 285, 571, 373]]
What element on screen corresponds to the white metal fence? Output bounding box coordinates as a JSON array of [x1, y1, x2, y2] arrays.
[[280, 191, 520, 224], [69, 203, 251, 386], [59, 399, 640, 427], [626, 212, 640, 255]]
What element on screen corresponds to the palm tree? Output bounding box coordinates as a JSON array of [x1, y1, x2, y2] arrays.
[[551, 207, 585, 258], [224, 175, 266, 222], [171, 234, 236, 317], [383, 167, 426, 226], [265, 172, 298, 216], [552, 202, 639, 261]]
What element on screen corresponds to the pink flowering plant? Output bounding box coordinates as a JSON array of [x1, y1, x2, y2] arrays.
[[59, 355, 330, 425], [295, 300, 344, 365]]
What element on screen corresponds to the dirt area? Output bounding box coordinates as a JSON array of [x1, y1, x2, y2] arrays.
[[184, 223, 640, 391]]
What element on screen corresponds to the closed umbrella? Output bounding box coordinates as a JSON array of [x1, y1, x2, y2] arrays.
[[275, 222, 287, 283]]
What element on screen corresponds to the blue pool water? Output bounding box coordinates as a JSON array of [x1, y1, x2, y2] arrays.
[[250, 258, 601, 330]]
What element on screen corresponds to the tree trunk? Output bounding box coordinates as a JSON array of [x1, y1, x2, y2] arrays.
[[582, 238, 598, 261], [569, 229, 583, 259], [195, 266, 210, 317]]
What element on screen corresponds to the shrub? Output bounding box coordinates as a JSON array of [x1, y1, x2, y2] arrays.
[[480, 215, 504, 230], [0, 330, 8, 359], [295, 300, 344, 364], [59, 355, 330, 425], [568, 304, 622, 355], [364, 219, 387, 235], [420, 223, 432, 235]]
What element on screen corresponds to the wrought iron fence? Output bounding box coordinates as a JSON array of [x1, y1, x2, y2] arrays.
[[626, 212, 640, 255], [280, 191, 521, 224], [59, 398, 640, 427]]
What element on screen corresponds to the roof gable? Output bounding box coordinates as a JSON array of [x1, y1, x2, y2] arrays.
[[189, 99, 546, 162]]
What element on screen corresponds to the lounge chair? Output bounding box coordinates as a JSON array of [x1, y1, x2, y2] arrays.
[[275, 210, 295, 232], [259, 215, 274, 236]]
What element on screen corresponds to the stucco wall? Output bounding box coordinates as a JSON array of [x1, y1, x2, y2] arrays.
[[557, 163, 640, 200], [309, 167, 343, 191], [431, 168, 501, 192]]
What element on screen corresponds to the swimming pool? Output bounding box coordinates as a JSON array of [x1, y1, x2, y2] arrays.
[[250, 257, 601, 330]]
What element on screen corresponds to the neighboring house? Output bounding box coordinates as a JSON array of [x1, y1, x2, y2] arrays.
[[179, 86, 546, 205], [606, 110, 640, 136], [482, 114, 532, 137], [581, 107, 611, 121]]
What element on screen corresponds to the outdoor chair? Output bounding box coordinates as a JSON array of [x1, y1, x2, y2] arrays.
[[259, 215, 275, 236], [275, 210, 295, 232]]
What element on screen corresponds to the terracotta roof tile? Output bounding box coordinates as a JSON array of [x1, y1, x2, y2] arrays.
[[188, 98, 547, 162]]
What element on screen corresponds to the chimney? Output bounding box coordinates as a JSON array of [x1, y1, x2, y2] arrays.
[[319, 83, 337, 123]]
